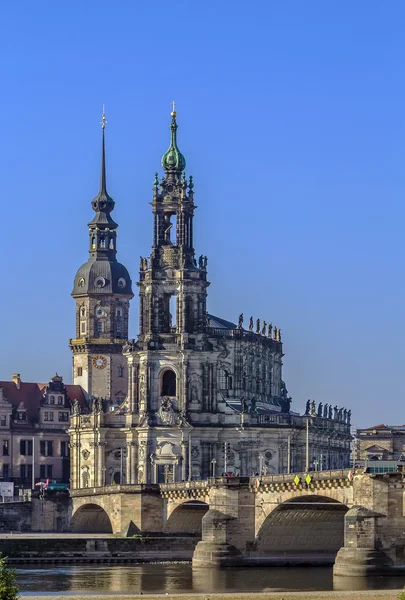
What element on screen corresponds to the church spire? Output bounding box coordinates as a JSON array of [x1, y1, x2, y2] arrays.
[[99, 110, 107, 195], [89, 108, 118, 229], [161, 102, 186, 177]]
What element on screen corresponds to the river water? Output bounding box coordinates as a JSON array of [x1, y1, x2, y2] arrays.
[[15, 564, 405, 596]]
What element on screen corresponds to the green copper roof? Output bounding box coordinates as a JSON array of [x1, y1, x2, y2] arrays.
[[161, 111, 186, 174]]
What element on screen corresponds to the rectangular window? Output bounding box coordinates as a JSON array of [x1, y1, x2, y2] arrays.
[[80, 322, 86, 334], [97, 321, 103, 334], [44, 412, 49, 421], [61, 441, 69, 457], [3, 464, 9, 479], [49, 412, 54, 422], [0, 416, 6, 427], [2, 441, 9, 456], [118, 366, 124, 377], [40, 464, 52, 480], [40, 441, 53, 457], [20, 439, 33, 456], [17, 412, 26, 421], [20, 464, 32, 482], [58, 396, 63, 405], [77, 367, 83, 377], [58, 412, 69, 422]]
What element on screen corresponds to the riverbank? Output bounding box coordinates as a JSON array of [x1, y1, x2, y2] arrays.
[[21, 590, 403, 599]]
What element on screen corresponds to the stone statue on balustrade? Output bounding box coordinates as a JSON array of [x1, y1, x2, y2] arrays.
[[347, 410, 351, 425], [328, 405, 333, 419], [249, 316, 254, 332], [323, 403, 328, 419], [238, 313, 244, 329], [261, 320, 267, 335], [305, 399, 311, 415], [333, 405, 338, 420], [268, 323, 273, 338], [317, 402, 323, 417], [310, 400, 316, 416], [256, 319, 260, 334]]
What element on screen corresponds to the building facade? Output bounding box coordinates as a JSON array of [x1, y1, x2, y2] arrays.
[[355, 424, 405, 463], [0, 374, 86, 486], [69, 109, 352, 489]]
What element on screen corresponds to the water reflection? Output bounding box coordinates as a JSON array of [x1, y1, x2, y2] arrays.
[[15, 564, 405, 596]]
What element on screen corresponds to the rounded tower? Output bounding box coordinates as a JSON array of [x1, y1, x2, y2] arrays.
[[70, 111, 133, 402]]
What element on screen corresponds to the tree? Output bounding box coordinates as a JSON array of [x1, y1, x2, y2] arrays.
[[0, 554, 18, 600]]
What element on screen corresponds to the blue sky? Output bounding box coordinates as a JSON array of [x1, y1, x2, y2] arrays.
[[1, 1, 404, 427]]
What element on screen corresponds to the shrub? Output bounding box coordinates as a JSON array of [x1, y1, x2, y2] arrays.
[[0, 554, 19, 600]]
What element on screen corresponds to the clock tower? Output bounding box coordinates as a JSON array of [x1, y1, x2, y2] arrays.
[[70, 112, 133, 402]]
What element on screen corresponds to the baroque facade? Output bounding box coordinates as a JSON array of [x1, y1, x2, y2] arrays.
[[69, 109, 352, 488]]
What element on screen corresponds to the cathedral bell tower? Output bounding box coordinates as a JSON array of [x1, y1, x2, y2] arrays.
[[138, 104, 209, 349], [70, 112, 133, 402]]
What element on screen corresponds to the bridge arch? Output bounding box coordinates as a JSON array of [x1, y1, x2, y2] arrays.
[[164, 500, 209, 535], [255, 495, 348, 562], [71, 503, 113, 533]]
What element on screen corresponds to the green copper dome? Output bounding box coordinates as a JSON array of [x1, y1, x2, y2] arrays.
[[161, 110, 186, 174]]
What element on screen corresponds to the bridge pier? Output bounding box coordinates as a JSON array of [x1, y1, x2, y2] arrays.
[[334, 506, 393, 576], [192, 484, 256, 567]]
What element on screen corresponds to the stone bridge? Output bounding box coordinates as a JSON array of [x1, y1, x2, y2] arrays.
[[70, 468, 405, 575]]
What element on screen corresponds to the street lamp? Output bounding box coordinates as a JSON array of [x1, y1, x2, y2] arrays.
[[259, 454, 264, 475], [211, 459, 216, 478]]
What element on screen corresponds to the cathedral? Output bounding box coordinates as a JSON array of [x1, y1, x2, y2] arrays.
[[69, 108, 352, 488]]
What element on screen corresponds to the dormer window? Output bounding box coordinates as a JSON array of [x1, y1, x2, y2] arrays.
[[58, 396, 63, 405], [50, 395, 55, 405], [17, 411, 26, 421]]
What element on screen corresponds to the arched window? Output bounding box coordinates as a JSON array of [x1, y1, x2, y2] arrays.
[[50, 395, 55, 405], [58, 396, 63, 405], [99, 236, 106, 249], [109, 238, 114, 249], [97, 320, 104, 334], [91, 236, 96, 249], [161, 370, 176, 397]]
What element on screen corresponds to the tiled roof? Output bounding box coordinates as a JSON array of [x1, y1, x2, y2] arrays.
[[0, 379, 87, 425]]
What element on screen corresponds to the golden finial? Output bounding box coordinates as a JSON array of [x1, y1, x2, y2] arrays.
[[101, 104, 107, 129], [171, 100, 177, 118]]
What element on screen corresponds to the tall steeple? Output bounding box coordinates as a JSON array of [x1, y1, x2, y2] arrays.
[[138, 105, 209, 345], [88, 110, 119, 259], [70, 109, 133, 401]]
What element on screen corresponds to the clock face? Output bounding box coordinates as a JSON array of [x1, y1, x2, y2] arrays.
[[93, 355, 107, 369]]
